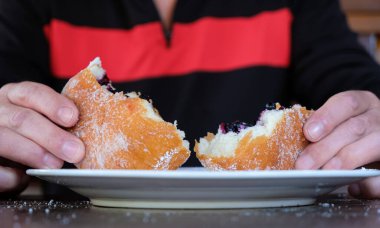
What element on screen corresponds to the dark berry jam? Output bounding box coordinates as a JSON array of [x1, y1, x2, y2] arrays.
[[97, 74, 110, 86], [97, 74, 117, 93], [220, 121, 254, 134], [97, 75, 152, 101]]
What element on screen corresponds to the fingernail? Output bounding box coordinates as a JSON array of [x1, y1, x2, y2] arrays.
[[62, 140, 84, 162], [43, 153, 62, 169], [307, 122, 324, 141], [58, 107, 74, 124], [297, 154, 315, 169], [349, 183, 361, 197]]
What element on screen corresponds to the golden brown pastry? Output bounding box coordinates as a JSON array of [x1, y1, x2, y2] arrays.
[[62, 57, 190, 169], [195, 103, 312, 170]]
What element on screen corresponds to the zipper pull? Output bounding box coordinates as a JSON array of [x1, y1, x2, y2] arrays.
[[164, 28, 171, 48]]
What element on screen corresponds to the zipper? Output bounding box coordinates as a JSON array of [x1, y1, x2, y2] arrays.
[[159, 21, 172, 48]]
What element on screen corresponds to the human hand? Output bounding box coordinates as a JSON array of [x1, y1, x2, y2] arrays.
[[295, 90, 380, 198], [0, 81, 85, 193]]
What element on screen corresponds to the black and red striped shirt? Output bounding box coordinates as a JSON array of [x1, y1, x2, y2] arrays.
[[1, 0, 380, 166]]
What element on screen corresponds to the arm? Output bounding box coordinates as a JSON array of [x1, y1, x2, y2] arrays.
[[290, 0, 380, 198], [0, 0, 84, 195], [289, 0, 380, 107]]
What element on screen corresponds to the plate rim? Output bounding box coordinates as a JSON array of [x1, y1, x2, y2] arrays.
[[26, 168, 380, 209], [26, 168, 380, 179]]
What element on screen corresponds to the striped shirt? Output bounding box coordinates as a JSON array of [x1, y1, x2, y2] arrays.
[[1, 0, 380, 166]]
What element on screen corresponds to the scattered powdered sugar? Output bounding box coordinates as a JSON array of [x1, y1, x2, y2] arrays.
[[319, 203, 333, 208], [0, 200, 91, 211]]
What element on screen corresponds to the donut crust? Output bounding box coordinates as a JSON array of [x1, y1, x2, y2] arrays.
[[62, 68, 190, 169], [195, 106, 312, 170]]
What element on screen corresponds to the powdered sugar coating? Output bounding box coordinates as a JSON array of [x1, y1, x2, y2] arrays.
[[195, 104, 312, 170], [62, 58, 190, 170]]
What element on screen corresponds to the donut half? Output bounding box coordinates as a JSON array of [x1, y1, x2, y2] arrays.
[[194, 104, 312, 170], [62, 57, 190, 169]]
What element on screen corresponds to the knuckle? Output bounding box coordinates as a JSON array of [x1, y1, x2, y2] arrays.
[[9, 109, 31, 129], [340, 92, 360, 113], [303, 144, 322, 163], [9, 82, 39, 105], [46, 130, 69, 152], [33, 145, 48, 158], [347, 117, 367, 137], [336, 150, 355, 169], [311, 144, 336, 168], [0, 83, 14, 95]]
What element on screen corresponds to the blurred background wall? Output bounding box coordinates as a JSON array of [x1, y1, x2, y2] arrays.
[[340, 0, 380, 63]]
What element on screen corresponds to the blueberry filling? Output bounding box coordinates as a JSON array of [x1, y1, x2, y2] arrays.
[[220, 121, 254, 134], [97, 75, 152, 103], [97, 74, 110, 86], [97, 74, 116, 93]]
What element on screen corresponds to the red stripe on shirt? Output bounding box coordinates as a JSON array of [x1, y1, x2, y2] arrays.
[[44, 8, 292, 82]]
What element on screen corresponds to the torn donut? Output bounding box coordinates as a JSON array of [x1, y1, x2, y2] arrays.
[[62, 57, 190, 169], [194, 103, 312, 170]]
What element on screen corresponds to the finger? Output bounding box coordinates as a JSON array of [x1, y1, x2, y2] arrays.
[[2, 82, 79, 127], [304, 91, 378, 142], [322, 132, 380, 170], [0, 104, 85, 163], [296, 112, 375, 170], [348, 176, 380, 199], [0, 166, 28, 193], [0, 126, 63, 169]]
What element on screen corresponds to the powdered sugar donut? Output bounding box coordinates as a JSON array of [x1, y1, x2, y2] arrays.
[[62, 57, 190, 169], [194, 103, 312, 170]]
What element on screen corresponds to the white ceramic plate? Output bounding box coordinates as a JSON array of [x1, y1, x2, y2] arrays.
[[26, 168, 380, 209]]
